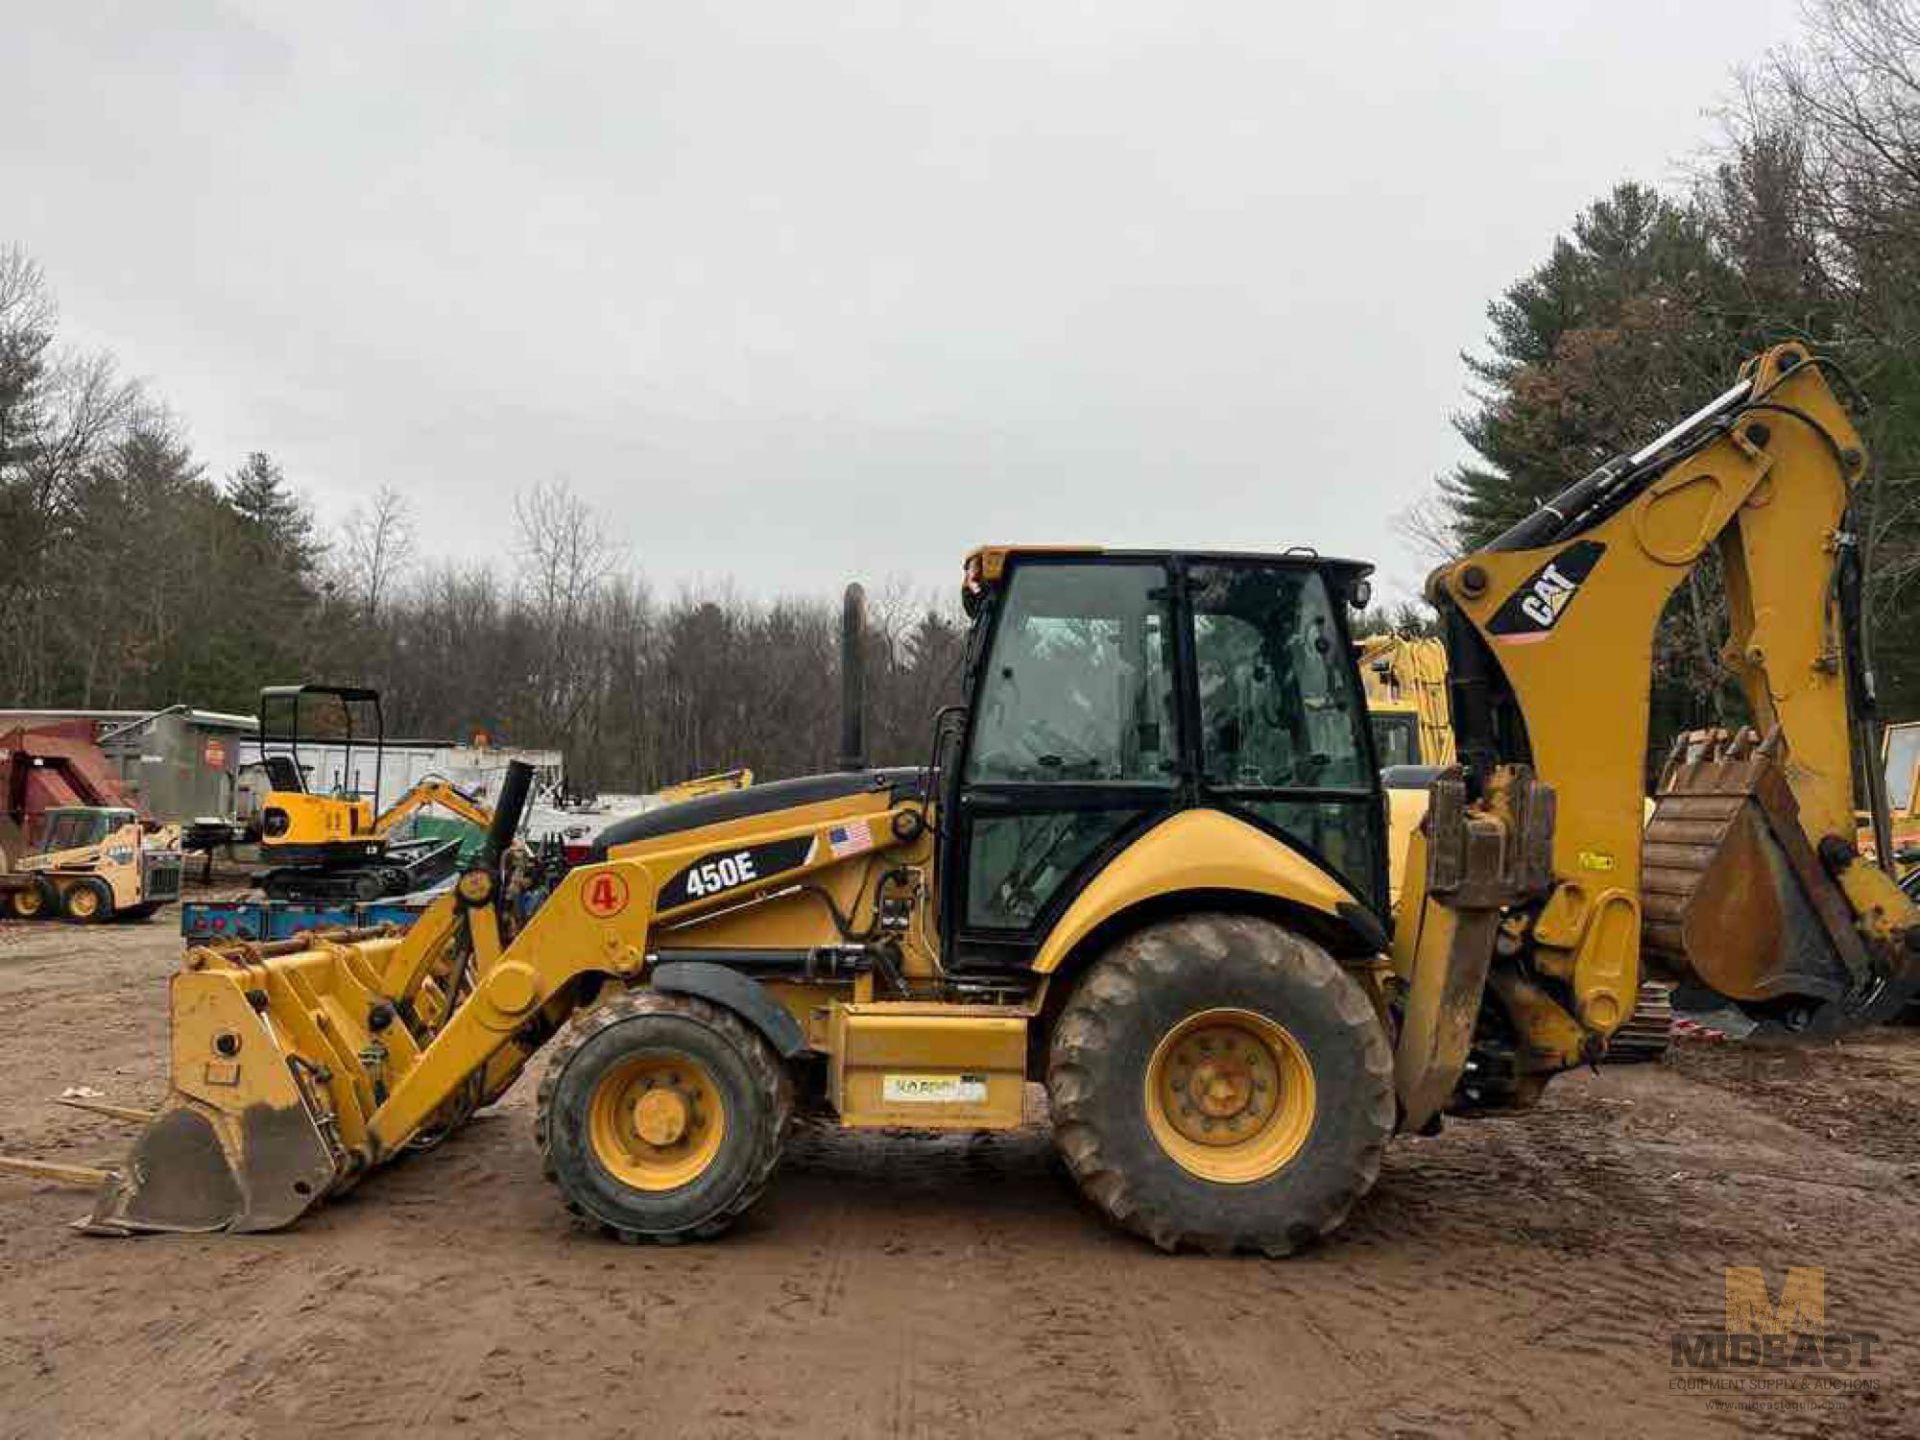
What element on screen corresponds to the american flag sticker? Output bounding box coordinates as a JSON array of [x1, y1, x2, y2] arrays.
[[827, 818, 874, 859]]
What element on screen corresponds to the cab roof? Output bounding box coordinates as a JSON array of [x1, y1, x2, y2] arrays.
[[259, 685, 381, 703], [963, 544, 1375, 585]]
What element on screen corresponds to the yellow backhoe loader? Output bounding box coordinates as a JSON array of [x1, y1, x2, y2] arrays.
[[1359, 633, 1454, 769], [55, 345, 1919, 1254]]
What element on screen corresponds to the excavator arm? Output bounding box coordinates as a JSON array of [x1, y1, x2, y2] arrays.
[[1400, 345, 1918, 1117], [373, 778, 495, 836]]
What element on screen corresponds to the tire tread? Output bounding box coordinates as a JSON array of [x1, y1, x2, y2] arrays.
[[535, 988, 791, 1243], [1047, 912, 1393, 1256]]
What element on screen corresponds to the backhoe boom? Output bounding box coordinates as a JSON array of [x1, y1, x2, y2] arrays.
[[1424, 344, 1917, 1071]]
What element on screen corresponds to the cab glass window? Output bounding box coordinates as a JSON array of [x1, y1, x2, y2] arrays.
[[1190, 563, 1381, 908], [966, 563, 1176, 785], [1370, 712, 1421, 769], [1191, 566, 1368, 790], [36, 811, 110, 854], [1886, 724, 1920, 812]]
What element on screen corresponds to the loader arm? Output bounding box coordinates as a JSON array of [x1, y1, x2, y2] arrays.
[[1420, 344, 1917, 1078], [84, 759, 923, 1235]]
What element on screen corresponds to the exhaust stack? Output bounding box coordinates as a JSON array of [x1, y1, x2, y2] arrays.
[[839, 582, 867, 773]]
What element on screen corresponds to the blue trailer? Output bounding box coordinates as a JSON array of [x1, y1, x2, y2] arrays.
[[180, 896, 432, 943]]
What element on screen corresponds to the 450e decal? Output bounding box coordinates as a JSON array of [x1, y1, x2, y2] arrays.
[[656, 834, 816, 911]]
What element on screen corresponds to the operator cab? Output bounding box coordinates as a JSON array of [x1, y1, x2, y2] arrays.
[[940, 547, 1385, 972], [33, 806, 137, 856], [258, 685, 383, 802]]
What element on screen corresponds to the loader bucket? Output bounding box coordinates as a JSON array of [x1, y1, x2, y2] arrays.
[[1642, 729, 1871, 1021], [83, 964, 343, 1235]]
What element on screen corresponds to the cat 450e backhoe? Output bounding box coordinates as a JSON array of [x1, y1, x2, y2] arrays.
[[65, 345, 1919, 1253]]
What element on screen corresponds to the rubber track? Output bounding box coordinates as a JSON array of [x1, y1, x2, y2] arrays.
[[534, 988, 792, 1244], [1047, 913, 1394, 1256]]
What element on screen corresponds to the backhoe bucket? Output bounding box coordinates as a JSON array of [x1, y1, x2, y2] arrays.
[[1642, 729, 1870, 1019], [83, 965, 343, 1235]]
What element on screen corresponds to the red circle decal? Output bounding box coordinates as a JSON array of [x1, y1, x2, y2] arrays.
[[582, 871, 631, 919]]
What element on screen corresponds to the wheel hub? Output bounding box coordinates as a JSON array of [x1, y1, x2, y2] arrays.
[[1162, 1023, 1276, 1143], [587, 1055, 727, 1192], [1145, 1009, 1316, 1183], [633, 1086, 690, 1147]]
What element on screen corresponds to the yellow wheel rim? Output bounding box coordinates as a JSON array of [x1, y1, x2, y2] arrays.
[[12, 887, 44, 919], [66, 886, 98, 920], [587, 1053, 727, 1192], [1144, 1008, 1316, 1184]]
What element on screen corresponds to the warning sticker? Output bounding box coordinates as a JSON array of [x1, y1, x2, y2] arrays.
[[882, 1073, 988, 1105]]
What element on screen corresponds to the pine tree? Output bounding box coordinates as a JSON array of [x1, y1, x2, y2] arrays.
[[227, 451, 321, 570], [1438, 183, 1749, 549]]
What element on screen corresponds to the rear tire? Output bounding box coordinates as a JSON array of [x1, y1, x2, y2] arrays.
[[537, 989, 790, 1243], [62, 878, 114, 924], [1047, 913, 1393, 1256], [7, 878, 56, 921]]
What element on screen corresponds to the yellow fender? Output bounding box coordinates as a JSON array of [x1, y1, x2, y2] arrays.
[[1032, 808, 1365, 976]]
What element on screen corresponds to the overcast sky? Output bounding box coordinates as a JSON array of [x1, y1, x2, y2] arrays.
[[4, 1, 1807, 606]]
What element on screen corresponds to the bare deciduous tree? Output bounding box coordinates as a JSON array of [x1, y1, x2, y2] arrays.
[[340, 485, 416, 622]]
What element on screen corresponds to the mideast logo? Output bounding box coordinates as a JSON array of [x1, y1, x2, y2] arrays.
[[1670, 1267, 1884, 1371]]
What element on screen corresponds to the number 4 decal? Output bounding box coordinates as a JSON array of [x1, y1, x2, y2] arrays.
[[582, 871, 631, 918]]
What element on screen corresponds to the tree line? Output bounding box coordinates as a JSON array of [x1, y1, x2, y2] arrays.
[[0, 246, 965, 790]]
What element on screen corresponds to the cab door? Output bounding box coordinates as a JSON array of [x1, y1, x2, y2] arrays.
[[942, 559, 1183, 970], [1186, 561, 1387, 914]]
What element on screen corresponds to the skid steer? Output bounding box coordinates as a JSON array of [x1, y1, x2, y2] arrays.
[[0, 807, 184, 923], [59, 345, 1920, 1253]]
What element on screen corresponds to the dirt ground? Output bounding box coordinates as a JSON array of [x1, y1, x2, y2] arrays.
[[1, 918, 1917, 1439]]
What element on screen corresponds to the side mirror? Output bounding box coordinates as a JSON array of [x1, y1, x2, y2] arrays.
[[1349, 578, 1373, 610]]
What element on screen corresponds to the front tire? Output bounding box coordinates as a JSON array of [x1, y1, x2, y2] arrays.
[[1047, 913, 1393, 1256], [62, 879, 114, 924], [537, 989, 790, 1243]]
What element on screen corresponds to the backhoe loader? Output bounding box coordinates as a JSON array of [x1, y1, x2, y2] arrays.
[[1359, 633, 1454, 770], [63, 345, 1919, 1254]]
